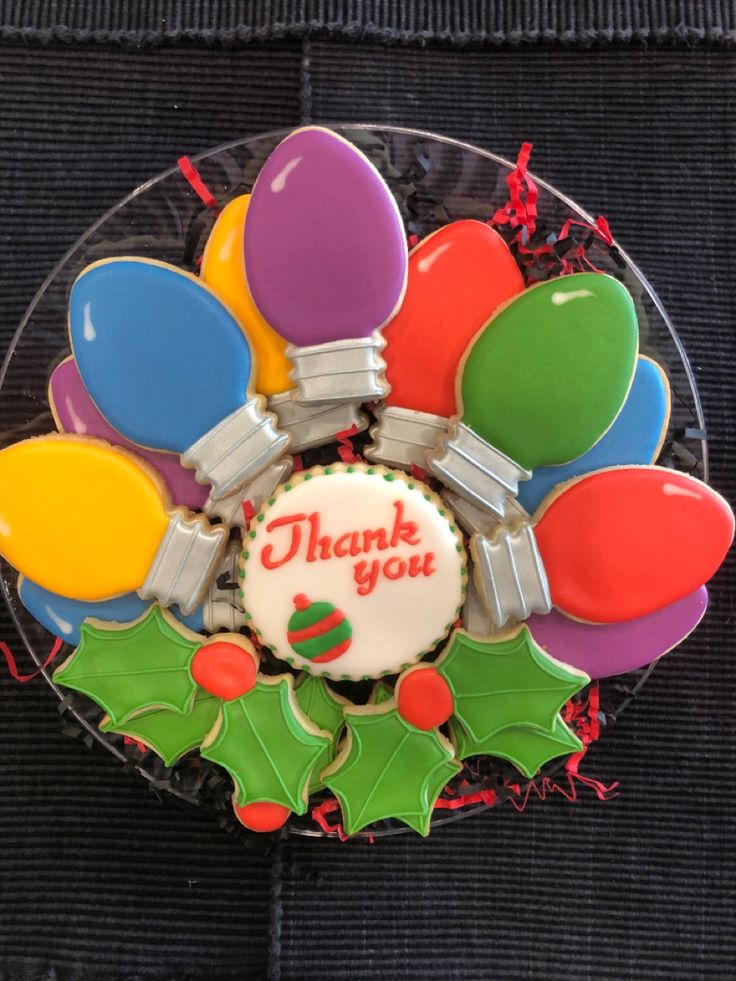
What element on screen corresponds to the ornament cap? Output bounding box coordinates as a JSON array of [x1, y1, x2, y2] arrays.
[[366, 404, 449, 470], [288, 335, 388, 406], [471, 523, 552, 627], [182, 396, 290, 501], [139, 510, 228, 615], [267, 390, 368, 453], [427, 420, 530, 520]]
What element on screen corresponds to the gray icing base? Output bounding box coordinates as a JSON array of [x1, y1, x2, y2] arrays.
[[181, 397, 290, 502], [203, 456, 294, 528], [365, 404, 448, 470], [139, 510, 228, 615], [461, 566, 511, 637], [268, 390, 368, 453], [471, 523, 552, 627], [427, 420, 530, 520], [288, 335, 388, 406], [444, 491, 530, 538], [202, 540, 247, 631]]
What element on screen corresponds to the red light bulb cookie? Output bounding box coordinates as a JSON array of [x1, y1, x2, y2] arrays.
[[240, 464, 467, 680]]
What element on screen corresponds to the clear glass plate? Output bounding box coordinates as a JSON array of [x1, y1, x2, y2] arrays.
[[0, 126, 707, 838]]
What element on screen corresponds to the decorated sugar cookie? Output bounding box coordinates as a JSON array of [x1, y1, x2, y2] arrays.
[[367, 220, 524, 469], [471, 466, 734, 626], [0, 435, 228, 613], [427, 273, 639, 520], [240, 464, 467, 679], [243, 126, 408, 407], [69, 258, 289, 502], [201, 194, 368, 452]]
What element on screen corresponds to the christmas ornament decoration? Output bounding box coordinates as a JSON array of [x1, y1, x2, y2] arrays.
[[0, 436, 227, 613], [244, 126, 408, 407], [427, 273, 639, 520], [366, 221, 523, 469], [472, 467, 733, 626], [202, 194, 368, 451], [287, 595, 353, 663], [69, 258, 289, 501]]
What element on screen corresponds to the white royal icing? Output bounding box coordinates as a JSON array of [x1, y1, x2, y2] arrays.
[[241, 466, 467, 679]]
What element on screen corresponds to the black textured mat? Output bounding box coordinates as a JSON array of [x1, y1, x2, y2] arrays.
[[0, 25, 734, 981]]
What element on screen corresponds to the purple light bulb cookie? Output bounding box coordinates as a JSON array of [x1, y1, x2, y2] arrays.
[[526, 587, 708, 679], [50, 357, 209, 510], [244, 126, 408, 407]]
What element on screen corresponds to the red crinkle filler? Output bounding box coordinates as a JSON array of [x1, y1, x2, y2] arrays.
[[0, 636, 63, 683], [291, 454, 305, 473], [492, 141, 537, 240], [123, 735, 149, 754], [177, 156, 220, 213], [409, 463, 428, 482], [335, 425, 363, 464]]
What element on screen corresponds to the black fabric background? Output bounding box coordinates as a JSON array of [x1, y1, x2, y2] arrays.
[[0, 7, 734, 979]]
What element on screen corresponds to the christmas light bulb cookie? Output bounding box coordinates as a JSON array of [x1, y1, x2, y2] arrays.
[[240, 464, 467, 680]]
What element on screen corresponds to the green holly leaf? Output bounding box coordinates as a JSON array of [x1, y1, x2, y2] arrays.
[[53, 605, 200, 724], [201, 677, 331, 814], [294, 674, 350, 793], [451, 714, 583, 778], [370, 681, 394, 706], [437, 627, 588, 745], [322, 706, 461, 837], [100, 691, 222, 767]]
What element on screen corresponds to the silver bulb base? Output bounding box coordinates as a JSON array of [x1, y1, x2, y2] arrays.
[[182, 397, 290, 502], [267, 391, 368, 453], [140, 510, 229, 615], [365, 405, 448, 470], [427, 420, 530, 520], [203, 456, 294, 528], [461, 565, 509, 637], [288, 335, 388, 406], [471, 524, 552, 628], [445, 491, 530, 537], [202, 541, 247, 632]]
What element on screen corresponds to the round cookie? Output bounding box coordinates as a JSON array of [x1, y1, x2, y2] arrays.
[[240, 464, 467, 679]]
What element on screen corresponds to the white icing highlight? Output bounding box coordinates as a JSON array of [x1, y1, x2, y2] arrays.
[[82, 302, 96, 341], [64, 396, 87, 434], [45, 605, 73, 636], [663, 482, 702, 500], [551, 289, 594, 306], [270, 155, 303, 193], [242, 467, 466, 679], [0, 514, 10, 537], [416, 241, 452, 274]]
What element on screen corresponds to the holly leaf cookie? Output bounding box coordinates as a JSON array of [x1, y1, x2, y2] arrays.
[[201, 677, 331, 814], [100, 692, 222, 767], [450, 715, 583, 778], [322, 705, 461, 837], [53, 605, 200, 724], [436, 626, 589, 745], [294, 674, 351, 793]]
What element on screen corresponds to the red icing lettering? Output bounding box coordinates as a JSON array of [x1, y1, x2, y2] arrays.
[[408, 552, 436, 578], [307, 512, 332, 562], [363, 527, 388, 551], [261, 513, 306, 569], [354, 559, 380, 596], [390, 500, 420, 547], [384, 556, 407, 580], [335, 531, 361, 558]]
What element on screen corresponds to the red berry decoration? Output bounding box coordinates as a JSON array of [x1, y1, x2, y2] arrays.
[[235, 800, 291, 833], [286, 594, 353, 663], [190, 639, 258, 700], [397, 667, 454, 730]]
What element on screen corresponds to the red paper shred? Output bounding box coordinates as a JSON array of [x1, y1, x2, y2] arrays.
[[177, 156, 220, 213], [492, 142, 538, 241], [335, 425, 363, 464], [312, 797, 351, 842], [291, 454, 305, 473], [407, 233, 420, 250], [123, 735, 149, 754], [409, 463, 428, 482], [0, 636, 63, 683]]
